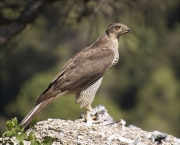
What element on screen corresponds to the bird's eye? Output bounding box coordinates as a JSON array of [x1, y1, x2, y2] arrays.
[[115, 26, 120, 30]]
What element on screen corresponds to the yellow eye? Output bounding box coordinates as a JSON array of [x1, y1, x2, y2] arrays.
[[115, 26, 120, 30]]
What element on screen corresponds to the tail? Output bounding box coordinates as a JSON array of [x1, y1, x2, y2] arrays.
[[20, 98, 54, 128], [20, 91, 67, 128]]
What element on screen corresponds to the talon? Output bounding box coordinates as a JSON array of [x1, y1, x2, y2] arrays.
[[92, 115, 97, 120]]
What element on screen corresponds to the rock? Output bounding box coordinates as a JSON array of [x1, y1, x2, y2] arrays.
[[1, 105, 179, 145]]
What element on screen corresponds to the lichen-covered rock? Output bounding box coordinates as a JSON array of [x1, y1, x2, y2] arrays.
[[1, 105, 180, 145], [25, 118, 179, 145]]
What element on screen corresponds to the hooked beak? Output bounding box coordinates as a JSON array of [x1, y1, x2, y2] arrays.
[[126, 28, 130, 33], [119, 26, 130, 35], [123, 27, 130, 34]]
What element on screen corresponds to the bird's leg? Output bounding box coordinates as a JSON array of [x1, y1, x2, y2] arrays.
[[86, 105, 92, 121], [86, 105, 99, 125]]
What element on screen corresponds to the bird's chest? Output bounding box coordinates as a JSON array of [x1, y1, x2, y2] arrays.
[[107, 39, 119, 67], [111, 48, 119, 66], [104, 47, 119, 72]]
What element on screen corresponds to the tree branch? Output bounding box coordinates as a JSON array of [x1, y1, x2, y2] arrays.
[[0, 0, 57, 46]]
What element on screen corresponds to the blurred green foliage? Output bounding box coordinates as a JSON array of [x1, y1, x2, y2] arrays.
[[1, 117, 53, 144], [1, 0, 179, 137]]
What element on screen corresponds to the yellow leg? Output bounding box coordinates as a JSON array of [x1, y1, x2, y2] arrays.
[[86, 105, 92, 121]]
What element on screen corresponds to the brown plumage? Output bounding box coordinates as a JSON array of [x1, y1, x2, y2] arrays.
[[20, 23, 130, 127]]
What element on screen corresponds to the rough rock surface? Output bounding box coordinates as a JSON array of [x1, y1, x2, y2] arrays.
[[1, 105, 180, 145]]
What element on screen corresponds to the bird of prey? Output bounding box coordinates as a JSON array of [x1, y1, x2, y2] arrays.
[[20, 23, 130, 128]]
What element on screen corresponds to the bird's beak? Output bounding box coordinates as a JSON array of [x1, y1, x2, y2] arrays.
[[123, 27, 130, 34], [117, 25, 130, 38], [126, 28, 130, 33], [119, 26, 130, 35]]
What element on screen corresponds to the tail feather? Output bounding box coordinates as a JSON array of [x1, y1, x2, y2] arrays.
[[20, 98, 54, 128], [20, 91, 67, 128]]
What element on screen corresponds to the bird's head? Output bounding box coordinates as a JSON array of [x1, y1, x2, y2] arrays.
[[106, 23, 130, 39]]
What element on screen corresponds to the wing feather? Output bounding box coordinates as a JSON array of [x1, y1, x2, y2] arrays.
[[35, 47, 114, 104]]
